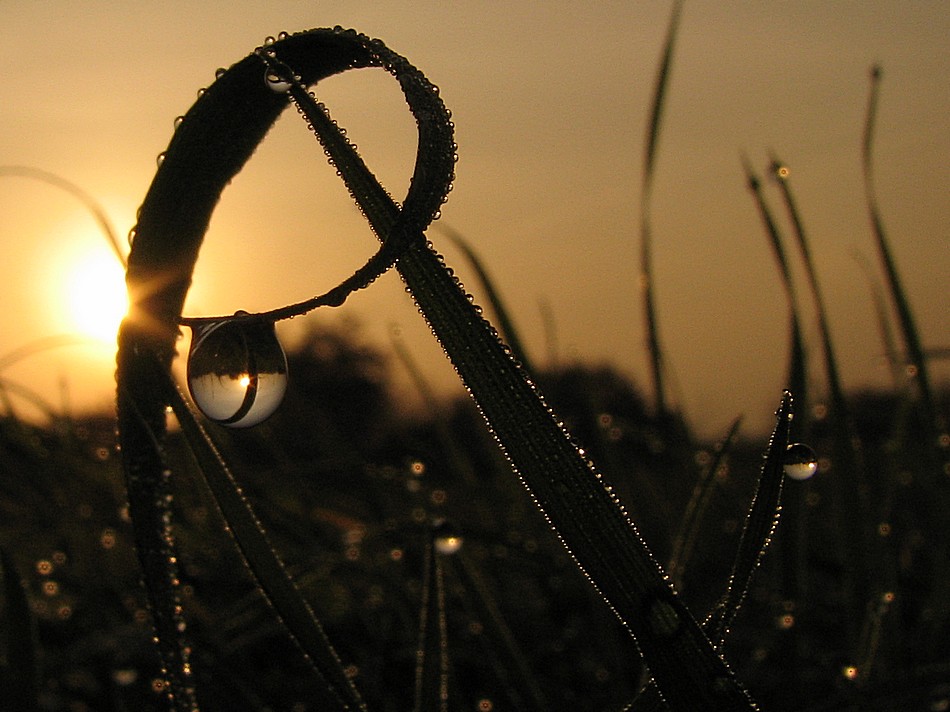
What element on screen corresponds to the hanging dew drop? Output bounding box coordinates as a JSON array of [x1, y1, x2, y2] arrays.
[[783, 443, 818, 480], [186, 313, 288, 428]]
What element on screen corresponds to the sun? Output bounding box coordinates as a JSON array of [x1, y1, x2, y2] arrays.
[[61, 251, 128, 343]]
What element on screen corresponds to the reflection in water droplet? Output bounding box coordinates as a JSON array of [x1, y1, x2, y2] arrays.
[[187, 315, 288, 428], [264, 67, 293, 94], [783, 443, 818, 480]]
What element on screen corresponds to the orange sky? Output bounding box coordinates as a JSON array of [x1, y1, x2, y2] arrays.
[[1, 1, 947, 437]]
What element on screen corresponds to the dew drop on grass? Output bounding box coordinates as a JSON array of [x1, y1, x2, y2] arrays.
[[783, 443, 818, 480], [264, 67, 293, 93], [187, 313, 288, 428]]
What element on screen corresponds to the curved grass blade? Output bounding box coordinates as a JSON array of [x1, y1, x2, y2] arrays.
[[293, 42, 757, 712], [0, 165, 126, 266], [768, 156, 847, 423], [770, 156, 871, 646], [853, 250, 904, 390], [668, 416, 742, 591], [1, 548, 39, 712], [639, 0, 683, 419], [116, 29, 455, 709], [438, 224, 533, 372], [861, 66, 949, 483], [628, 392, 793, 711], [118, 27, 754, 710], [865, 68, 950, 653], [155, 364, 365, 710], [742, 156, 807, 417]]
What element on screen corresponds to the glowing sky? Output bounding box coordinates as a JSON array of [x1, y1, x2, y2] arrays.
[[1, 1, 947, 436]]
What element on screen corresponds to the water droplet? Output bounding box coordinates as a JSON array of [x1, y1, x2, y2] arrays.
[[264, 67, 293, 93], [263, 35, 276, 46], [214, 67, 227, 79], [156, 152, 166, 167], [187, 314, 288, 428], [783, 443, 818, 480], [173, 116, 184, 129]]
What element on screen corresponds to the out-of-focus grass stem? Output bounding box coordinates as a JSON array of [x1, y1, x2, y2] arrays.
[[639, 0, 683, 421]]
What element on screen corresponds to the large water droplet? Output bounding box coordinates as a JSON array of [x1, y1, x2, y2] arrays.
[[187, 314, 287, 427], [783, 443, 818, 480]]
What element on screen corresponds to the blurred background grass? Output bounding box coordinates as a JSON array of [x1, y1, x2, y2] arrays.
[[1, 318, 947, 710]]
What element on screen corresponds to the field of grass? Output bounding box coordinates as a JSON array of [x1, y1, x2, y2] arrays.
[[2, 16, 948, 712]]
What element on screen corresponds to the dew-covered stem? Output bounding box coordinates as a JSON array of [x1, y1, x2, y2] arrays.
[[118, 28, 452, 709]]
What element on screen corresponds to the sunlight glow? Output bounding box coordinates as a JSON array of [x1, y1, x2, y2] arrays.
[[63, 251, 128, 342]]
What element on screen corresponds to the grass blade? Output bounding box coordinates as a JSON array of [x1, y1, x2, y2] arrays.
[[861, 66, 946, 472], [118, 27, 755, 709], [302, 28, 756, 710], [770, 156, 872, 646], [117, 29, 455, 708], [853, 250, 904, 390], [438, 224, 533, 372], [395, 188, 756, 712], [0, 165, 126, 266], [157, 365, 365, 710], [639, 0, 684, 420], [628, 393, 793, 711], [413, 536, 450, 712], [668, 416, 742, 591], [742, 156, 807, 416], [863, 66, 950, 656], [709, 392, 792, 643]]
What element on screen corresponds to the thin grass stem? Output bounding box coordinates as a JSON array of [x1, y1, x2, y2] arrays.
[[0, 165, 126, 267], [639, 0, 683, 420]]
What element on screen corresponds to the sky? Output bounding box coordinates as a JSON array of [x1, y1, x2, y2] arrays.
[[0, 1, 947, 437]]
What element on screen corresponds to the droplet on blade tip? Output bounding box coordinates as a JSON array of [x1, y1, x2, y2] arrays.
[[783, 442, 818, 480]]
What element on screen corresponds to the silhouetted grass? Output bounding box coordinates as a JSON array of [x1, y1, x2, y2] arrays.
[[1, 16, 947, 712]]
